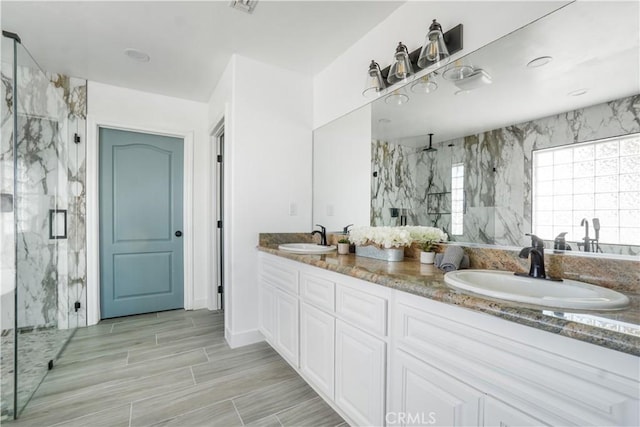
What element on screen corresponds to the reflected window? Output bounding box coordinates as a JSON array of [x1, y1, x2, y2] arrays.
[[451, 163, 464, 235], [532, 133, 640, 245]]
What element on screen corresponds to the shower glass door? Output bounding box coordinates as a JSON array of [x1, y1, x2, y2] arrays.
[[1, 34, 79, 420]]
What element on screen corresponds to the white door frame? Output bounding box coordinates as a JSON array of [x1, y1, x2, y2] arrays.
[[86, 117, 195, 325], [209, 118, 225, 311]]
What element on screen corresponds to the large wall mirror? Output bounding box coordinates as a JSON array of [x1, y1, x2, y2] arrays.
[[312, 1, 640, 258]]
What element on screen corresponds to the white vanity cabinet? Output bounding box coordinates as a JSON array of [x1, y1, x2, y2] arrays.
[[300, 301, 335, 398], [335, 319, 386, 426], [258, 253, 640, 427], [259, 257, 300, 367]]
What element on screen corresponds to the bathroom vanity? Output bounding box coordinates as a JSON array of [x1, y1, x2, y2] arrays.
[[257, 244, 639, 427]]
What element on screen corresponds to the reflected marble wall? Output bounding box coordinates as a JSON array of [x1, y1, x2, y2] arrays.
[[0, 66, 87, 330], [372, 95, 640, 255]]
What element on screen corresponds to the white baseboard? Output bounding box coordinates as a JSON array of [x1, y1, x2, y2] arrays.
[[225, 327, 264, 349]]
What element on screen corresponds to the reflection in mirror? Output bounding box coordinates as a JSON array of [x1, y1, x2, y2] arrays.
[[312, 1, 640, 257], [313, 105, 371, 231]]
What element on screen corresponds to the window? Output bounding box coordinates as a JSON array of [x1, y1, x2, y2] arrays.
[[451, 163, 464, 235], [532, 133, 640, 245]]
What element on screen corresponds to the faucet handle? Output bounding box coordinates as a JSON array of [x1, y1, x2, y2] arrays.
[[525, 233, 545, 250], [343, 224, 353, 234]]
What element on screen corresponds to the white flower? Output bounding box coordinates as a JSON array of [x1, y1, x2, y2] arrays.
[[348, 226, 413, 248], [402, 226, 448, 251]]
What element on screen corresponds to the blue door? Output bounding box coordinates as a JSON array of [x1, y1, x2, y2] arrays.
[[99, 128, 184, 319]]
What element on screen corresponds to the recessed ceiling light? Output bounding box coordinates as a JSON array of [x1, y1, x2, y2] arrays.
[[568, 88, 588, 96], [527, 56, 553, 68], [124, 48, 150, 62]]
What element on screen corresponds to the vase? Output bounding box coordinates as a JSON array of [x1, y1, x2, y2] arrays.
[[355, 245, 404, 262], [337, 243, 350, 255], [420, 251, 436, 264]]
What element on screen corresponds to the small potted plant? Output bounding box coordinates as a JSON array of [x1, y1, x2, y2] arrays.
[[337, 238, 351, 255], [406, 226, 448, 264], [420, 240, 438, 264]]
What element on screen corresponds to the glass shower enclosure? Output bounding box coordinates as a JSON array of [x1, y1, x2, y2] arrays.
[[1, 31, 86, 420]]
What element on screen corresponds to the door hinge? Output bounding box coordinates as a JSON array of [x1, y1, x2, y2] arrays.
[[217, 155, 223, 163], [74, 133, 81, 144], [217, 220, 222, 229], [217, 285, 223, 293]]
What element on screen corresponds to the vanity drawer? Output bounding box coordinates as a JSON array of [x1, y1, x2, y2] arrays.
[[300, 273, 335, 312], [336, 284, 387, 337], [261, 258, 299, 295]]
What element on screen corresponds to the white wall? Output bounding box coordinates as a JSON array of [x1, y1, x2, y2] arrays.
[[208, 54, 313, 347], [86, 81, 211, 324], [313, 0, 570, 129], [313, 104, 371, 231]]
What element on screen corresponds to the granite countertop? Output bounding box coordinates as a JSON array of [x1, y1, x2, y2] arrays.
[[257, 236, 640, 357]]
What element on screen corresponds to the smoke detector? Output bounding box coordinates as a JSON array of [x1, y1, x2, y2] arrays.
[[230, 0, 258, 14]]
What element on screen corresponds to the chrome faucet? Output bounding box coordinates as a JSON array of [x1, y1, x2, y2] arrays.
[[517, 233, 546, 279], [312, 224, 328, 246]]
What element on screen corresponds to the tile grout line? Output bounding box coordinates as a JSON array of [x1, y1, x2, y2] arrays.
[[231, 398, 246, 426], [271, 396, 320, 421], [126, 349, 130, 365], [189, 366, 197, 385], [129, 402, 133, 427], [110, 323, 115, 333], [274, 413, 285, 427]]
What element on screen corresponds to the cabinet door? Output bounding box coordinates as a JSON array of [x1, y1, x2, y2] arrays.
[[335, 320, 386, 426], [389, 349, 482, 427], [300, 302, 335, 398], [259, 282, 276, 342], [483, 396, 550, 427], [275, 288, 299, 367]]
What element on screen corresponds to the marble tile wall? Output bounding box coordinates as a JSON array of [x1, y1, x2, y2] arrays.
[[0, 63, 87, 330], [371, 95, 640, 255]]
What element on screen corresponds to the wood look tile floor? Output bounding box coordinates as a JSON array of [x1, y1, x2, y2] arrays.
[[8, 309, 347, 427]]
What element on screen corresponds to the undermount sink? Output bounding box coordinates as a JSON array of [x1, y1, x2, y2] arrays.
[[278, 243, 337, 254], [444, 269, 630, 310]]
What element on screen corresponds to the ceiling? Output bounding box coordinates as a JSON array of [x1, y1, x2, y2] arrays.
[[371, 1, 640, 147], [1, 0, 404, 101]]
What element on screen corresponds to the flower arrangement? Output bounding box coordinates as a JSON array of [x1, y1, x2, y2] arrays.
[[348, 226, 412, 249], [404, 226, 448, 252]]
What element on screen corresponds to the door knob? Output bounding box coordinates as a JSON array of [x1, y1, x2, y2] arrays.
[[175, 231, 183, 237]]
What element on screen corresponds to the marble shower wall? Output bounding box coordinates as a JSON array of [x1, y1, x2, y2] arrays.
[[372, 95, 640, 255], [0, 63, 87, 330]]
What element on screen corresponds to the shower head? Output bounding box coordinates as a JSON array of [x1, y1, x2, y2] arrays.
[[421, 133, 437, 152]]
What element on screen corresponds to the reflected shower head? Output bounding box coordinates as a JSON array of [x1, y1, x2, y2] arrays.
[[422, 133, 437, 152]]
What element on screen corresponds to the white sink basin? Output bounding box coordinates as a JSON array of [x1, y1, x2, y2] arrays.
[[278, 243, 336, 254], [444, 269, 629, 310]]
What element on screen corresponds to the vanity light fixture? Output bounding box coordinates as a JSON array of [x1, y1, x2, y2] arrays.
[[410, 73, 438, 94], [363, 60, 387, 97], [387, 42, 414, 84], [527, 56, 553, 68], [442, 59, 474, 81], [363, 22, 463, 98], [385, 90, 409, 106], [418, 19, 450, 67]]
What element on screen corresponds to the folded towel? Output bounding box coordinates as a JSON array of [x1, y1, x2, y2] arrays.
[[438, 246, 466, 272], [435, 253, 470, 269]]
